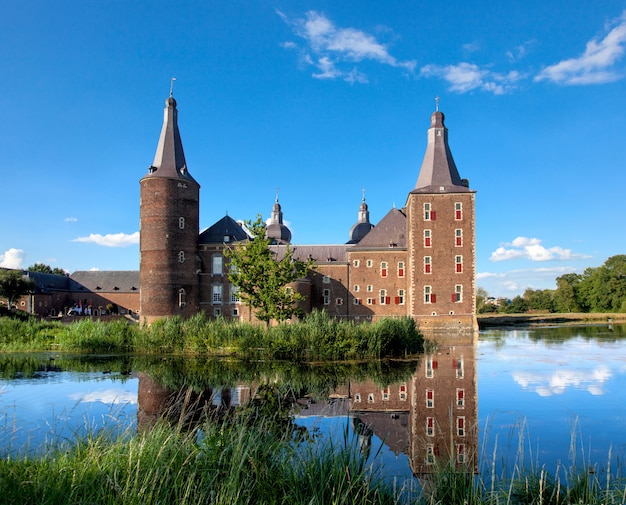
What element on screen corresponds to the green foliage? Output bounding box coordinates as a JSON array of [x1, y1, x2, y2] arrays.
[[27, 263, 67, 276], [0, 269, 35, 308], [499, 295, 529, 314], [225, 216, 314, 326], [56, 319, 137, 353], [523, 288, 556, 312]]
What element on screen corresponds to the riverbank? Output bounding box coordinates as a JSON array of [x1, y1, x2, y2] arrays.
[[478, 312, 626, 329]]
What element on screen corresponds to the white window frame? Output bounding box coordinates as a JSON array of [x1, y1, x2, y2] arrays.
[[323, 289, 330, 305], [424, 202, 431, 220], [212, 284, 223, 304], [212, 255, 223, 275]]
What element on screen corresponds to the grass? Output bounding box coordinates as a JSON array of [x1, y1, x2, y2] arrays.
[[0, 310, 423, 360]]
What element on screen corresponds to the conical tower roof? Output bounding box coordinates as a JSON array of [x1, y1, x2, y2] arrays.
[[411, 110, 471, 194], [143, 96, 198, 184]]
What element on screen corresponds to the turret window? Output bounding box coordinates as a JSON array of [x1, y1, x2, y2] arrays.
[[453, 284, 462, 302], [424, 203, 436, 221], [424, 256, 431, 274], [455, 256, 463, 273], [424, 229, 432, 247], [455, 202, 462, 220], [455, 229, 463, 247]]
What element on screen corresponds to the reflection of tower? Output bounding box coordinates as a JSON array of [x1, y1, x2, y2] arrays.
[[409, 344, 477, 476], [139, 95, 200, 323]]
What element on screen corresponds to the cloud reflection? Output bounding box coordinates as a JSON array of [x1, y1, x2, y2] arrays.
[[512, 366, 611, 396], [69, 389, 138, 405]]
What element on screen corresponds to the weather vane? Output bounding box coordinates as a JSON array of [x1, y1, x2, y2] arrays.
[[435, 95, 440, 112], [275, 187, 280, 202], [169, 77, 177, 98], [362, 187, 366, 201]]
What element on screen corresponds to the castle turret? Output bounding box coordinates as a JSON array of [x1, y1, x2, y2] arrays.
[[139, 95, 200, 323], [266, 195, 292, 244], [348, 193, 374, 244], [406, 107, 477, 336]]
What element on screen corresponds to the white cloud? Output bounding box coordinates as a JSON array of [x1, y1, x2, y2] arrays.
[[70, 388, 137, 405], [490, 236, 591, 262], [535, 10, 626, 84], [477, 265, 580, 298], [505, 39, 537, 62], [280, 10, 416, 83], [0, 248, 26, 269], [420, 62, 522, 95], [64, 217, 78, 223], [72, 232, 139, 248]]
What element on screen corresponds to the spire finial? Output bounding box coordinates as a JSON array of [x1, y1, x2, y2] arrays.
[[435, 95, 440, 112], [169, 77, 177, 98], [275, 187, 280, 203], [361, 187, 366, 201]]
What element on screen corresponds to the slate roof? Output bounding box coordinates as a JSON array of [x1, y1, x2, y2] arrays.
[[270, 244, 351, 264], [199, 215, 250, 244], [351, 207, 407, 250], [20, 270, 71, 294], [412, 111, 472, 194], [141, 96, 198, 185], [69, 271, 140, 293]]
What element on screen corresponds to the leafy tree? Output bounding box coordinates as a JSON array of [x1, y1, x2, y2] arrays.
[[27, 263, 67, 276], [553, 273, 583, 313], [523, 288, 555, 312], [579, 255, 626, 313], [0, 269, 35, 309], [476, 287, 497, 314], [498, 295, 529, 314], [225, 216, 314, 326]]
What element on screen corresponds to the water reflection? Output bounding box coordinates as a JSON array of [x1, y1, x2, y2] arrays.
[[2, 324, 626, 481]]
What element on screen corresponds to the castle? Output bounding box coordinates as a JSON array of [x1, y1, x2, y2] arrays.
[[139, 94, 477, 333], [10, 94, 477, 334]]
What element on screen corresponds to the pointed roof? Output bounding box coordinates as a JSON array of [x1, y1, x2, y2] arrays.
[[199, 215, 250, 244], [351, 207, 406, 249], [411, 110, 472, 194], [348, 195, 374, 244], [142, 96, 198, 184]]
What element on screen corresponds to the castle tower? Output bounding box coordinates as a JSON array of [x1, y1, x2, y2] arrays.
[[139, 95, 200, 323], [266, 195, 292, 244], [347, 193, 374, 244], [406, 109, 477, 336]]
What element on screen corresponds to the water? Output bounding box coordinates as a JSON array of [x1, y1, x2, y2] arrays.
[[1, 324, 625, 486]]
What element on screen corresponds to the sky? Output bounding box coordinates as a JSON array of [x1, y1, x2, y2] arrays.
[[1, 0, 625, 298]]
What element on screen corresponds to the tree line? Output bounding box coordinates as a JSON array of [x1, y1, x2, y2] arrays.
[[478, 254, 626, 314]]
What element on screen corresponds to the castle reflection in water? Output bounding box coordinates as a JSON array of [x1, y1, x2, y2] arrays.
[[137, 344, 477, 478]]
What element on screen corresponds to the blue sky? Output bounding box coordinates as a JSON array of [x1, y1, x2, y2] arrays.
[[1, 1, 625, 298]]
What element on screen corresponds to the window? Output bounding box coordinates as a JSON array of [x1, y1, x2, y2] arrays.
[[379, 289, 389, 305], [399, 383, 407, 400], [424, 202, 435, 220], [323, 289, 330, 305], [426, 389, 434, 408], [230, 285, 239, 303], [232, 307, 239, 317], [212, 284, 223, 304], [336, 298, 344, 305], [426, 445, 435, 465], [380, 262, 387, 277], [367, 285, 373, 292], [456, 389, 465, 408], [455, 255, 463, 273], [322, 275, 330, 284], [426, 357, 434, 378], [397, 261, 405, 277], [457, 417, 465, 437], [353, 285, 359, 292], [396, 289, 405, 305], [425, 286, 436, 303], [367, 393, 375, 404], [382, 387, 390, 401], [457, 444, 466, 463], [212, 255, 223, 275], [453, 285, 462, 303], [424, 229, 432, 247], [455, 202, 462, 220], [426, 417, 435, 437], [455, 229, 463, 247], [354, 393, 361, 403], [366, 259, 373, 268], [178, 251, 185, 263], [178, 288, 186, 308], [424, 256, 431, 274], [455, 357, 464, 379], [179, 216, 185, 229], [353, 259, 360, 267], [367, 298, 375, 305], [353, 298, 362, 305]]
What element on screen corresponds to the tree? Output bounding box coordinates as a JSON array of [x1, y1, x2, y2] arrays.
[[553, 273, 583, 313], [523, 288, 555, 312], [225, 216, 314, 326], [28, 263, 67, 276], [0, 269, 35, 309]]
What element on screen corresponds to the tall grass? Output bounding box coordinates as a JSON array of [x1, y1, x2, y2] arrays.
[[0, 310, 423, 360]]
